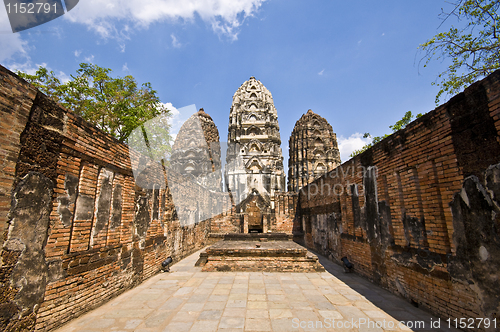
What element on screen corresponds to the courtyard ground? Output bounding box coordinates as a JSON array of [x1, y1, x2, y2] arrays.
[[54, 246, 460, 332]]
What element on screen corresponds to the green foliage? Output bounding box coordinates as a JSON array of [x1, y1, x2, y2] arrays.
[[389, 110, 416, 132], [17, 66, 64, 102], [350, 111, 423, 157], [17, 63, 170, 143], [419, 0, 500, 104]]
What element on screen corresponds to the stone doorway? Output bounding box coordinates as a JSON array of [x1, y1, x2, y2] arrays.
[[246, 200, 263, 233]]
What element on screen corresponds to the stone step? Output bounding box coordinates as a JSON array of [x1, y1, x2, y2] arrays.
[[196, 239, 325, 272]]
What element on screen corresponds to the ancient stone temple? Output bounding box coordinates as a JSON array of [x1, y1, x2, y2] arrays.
[[224, 77, 286, 232], [169, 108, 222, 190], [6, 64, 500, 332], [168, 108, 225, 226], [287, 109, 341, 192]]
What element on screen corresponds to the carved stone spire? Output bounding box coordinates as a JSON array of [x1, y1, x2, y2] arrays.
[[288, 109, 341, 192], [171, 108, 222, 189], [225, 77, 285, 204]]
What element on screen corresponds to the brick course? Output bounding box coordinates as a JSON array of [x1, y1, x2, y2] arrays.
[[0, 65, 210, 332], [296, 69, 500, 330]]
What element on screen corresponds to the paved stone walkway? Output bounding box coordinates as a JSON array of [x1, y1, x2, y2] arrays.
[[55, 247, 460, 332]]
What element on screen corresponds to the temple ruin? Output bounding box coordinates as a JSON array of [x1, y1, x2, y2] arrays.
[[287, 109, 341, 191], [225, 77, 285, 198], [1, 65, 500, 331], [221, 77, 289, 233]]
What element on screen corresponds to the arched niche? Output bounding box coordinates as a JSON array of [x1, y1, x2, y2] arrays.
[[247, 126, 261, 136], [313, 149, 325, 158], [249, 143, 260, 152], [248, 159, 262, 171], [184, 163, 196, 174], [315, 163, 326, 172]]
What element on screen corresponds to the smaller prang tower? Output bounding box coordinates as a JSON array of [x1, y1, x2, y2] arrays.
[[167, 108, 224, 226], [170, 108, 222, 190], [288, 109, 341, 192]]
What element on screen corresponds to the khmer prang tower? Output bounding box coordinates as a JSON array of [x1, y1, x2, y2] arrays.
[[288, 109, 341, 192], [168, 108, 226, 226], [170, 108, 222, 190], [225, 77, 285, 201], [224, 77, 286, 232]]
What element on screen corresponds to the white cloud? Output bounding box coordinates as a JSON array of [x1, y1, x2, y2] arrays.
[[338, 133, 372, 162], [0, 10, 29, 63], [84, 54, 95, 63], [318, 69, 324, 76], [164, 102, 179, 117], [57, 71, 71, 83], [122, 62, 129, 71], [7, 61, 70, 84], [74, 50, 82, 57], [163, 103, 197, 141], [64, 0, 267, 40], [171, 33, 181, 48], [7, 61, 46, 75]]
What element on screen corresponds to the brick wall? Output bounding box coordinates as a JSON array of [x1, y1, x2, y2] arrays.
[[0, 70, 37, 251], [0, 65, 211, 332], [274, 192, 297, 234], [297, 69, 500, 328]]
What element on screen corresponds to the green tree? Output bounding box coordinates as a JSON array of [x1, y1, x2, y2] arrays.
[[16, 66, 64, 101], [419, 0, 500, 104], [17, 63, 170, 143], [350, 111, 423, 157]]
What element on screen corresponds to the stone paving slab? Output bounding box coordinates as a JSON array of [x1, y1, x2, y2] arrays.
[[54, 247, 461, 332]]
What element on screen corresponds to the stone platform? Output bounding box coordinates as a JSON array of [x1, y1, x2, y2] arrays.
[[196, 234, 325, 272]]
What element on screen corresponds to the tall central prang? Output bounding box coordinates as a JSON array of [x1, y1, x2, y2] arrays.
[[225, 77, 285, 232]]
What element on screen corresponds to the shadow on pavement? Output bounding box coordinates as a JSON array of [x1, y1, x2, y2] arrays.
[[304, 245, 460, 332]]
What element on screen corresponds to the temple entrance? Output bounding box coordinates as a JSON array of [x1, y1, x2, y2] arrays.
[[246, 200, 263, 233]]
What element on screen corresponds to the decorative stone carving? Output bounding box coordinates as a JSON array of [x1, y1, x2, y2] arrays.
[[168, 109, 225, 226], [225, 77, 286, 206], [288, 109, 341, 192], [170, 108, 222, 190]]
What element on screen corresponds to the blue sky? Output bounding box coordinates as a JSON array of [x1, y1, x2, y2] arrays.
[[1, 0, 457, 170]]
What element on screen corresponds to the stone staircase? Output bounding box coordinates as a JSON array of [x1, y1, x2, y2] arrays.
[[196, 233, 325, 272]]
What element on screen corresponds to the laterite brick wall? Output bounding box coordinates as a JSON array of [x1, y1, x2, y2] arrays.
[[0, 65, 211, 331], [274, 192, 297, 234], [297, 69, 500, 328]]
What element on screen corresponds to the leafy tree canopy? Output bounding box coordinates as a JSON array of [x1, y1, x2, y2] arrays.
[[17, 63, 170, 143], [350, 111, 423, 158], [419, 0, 500, 104]]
